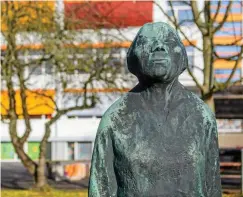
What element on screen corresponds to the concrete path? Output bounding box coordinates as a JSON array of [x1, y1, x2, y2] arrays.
[[1, 162, 89, 190]]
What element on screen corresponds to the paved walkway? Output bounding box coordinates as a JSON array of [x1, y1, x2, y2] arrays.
[[1, 162, 89, 190]]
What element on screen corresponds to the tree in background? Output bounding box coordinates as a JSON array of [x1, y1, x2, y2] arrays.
[[1, 1, 128, 189], [155, 0, 243, 111]]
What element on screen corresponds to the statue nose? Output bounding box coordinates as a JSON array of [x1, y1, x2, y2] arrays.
[[151, 45, 166, 53]]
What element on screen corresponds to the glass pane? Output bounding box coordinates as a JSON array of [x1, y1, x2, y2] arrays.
[[29, 64, 42, 75], [28, 142, 40, 160], [1, 142, 15, 159], [67, 142, 75, 160], [211, 1, 242, 13], [187, 55, 194, 69], [44, 61, 53, 75], [214, 68, 241, 83], [178, 10, 193, 25], [215, 46, 241, 58], [77, 142, 92, 160], [185, 46, 194, 53], [167, 1, 189, 6], [109, 58, 122, 67], [215, 22, 242, 36], [217, 119, 243, 133], [46, 142, 52, 160]]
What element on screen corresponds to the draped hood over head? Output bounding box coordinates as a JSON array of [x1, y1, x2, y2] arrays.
[[126, 22, 189, 118], [127, 22, 188, 84]]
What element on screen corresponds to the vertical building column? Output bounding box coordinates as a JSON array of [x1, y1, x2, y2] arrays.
[[55, 0, 64, 30]]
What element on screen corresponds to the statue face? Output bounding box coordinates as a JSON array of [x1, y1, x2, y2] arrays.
[[127, 23, 187, 83]]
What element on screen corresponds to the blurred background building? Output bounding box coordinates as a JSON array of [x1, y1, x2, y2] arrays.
[[1, 0, 243, 193]]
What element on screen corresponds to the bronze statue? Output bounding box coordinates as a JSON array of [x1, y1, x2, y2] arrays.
[[89, 22, 222, 197]]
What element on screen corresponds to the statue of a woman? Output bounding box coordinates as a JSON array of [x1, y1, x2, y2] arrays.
[[88, 22, 222, 197]]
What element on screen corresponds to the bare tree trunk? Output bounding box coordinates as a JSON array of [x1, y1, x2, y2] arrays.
[[9, 119, 37, 175], [203, 94, 215, 113], [203, 36, 212, 91], [202, 35, 215, 112], [34, 157, 47, 189], [32, 124, 52, 189], [32, 122, 55, 189]]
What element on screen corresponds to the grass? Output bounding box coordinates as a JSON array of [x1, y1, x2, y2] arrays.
[[1, 190, 88, 197], [1, 190, 243, 197]]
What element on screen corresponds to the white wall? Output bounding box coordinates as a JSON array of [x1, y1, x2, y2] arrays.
[[1, 117, 101, 142]]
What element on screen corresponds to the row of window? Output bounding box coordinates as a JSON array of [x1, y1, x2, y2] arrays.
[[0, 46, 197, 75], [214, 69, 241, 83], [1, 141, 92, 161], [168, 9, 242, 33], [168, 0, 242, 13], [167, 1, 242, 37], [166, 1, 242, 84], [67, 142, 92, 161], [215, 46, 241, 58], [1, 142, 51, 160]]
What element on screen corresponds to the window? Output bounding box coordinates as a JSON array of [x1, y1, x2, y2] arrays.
[[214, 68, 241, 83], [167, 1, 189, 7], [46, 142, 52, 160], [185, 46, 194, 69], [167, 8, 193, 26], [67, 142, 75, 160], [217, 119, 243, 133], [1, 142, 15, 160], [178, 9, 193, 25], [215, 46, 241, 58], [66, 141, 93, 161], [28, 142, 40, 160], [215, 22, 242, 36], [211, 1, 242, 14], [43, 60, 53, 75], [27, 141, 51, 160], [77, 142, 92, 160], [29, 64, 42, 75]]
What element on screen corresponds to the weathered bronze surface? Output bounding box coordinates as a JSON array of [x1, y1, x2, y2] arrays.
[[89, 22, 222, 197]]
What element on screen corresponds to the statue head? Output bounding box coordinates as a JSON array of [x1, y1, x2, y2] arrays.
[[127, 22, 188, 84]]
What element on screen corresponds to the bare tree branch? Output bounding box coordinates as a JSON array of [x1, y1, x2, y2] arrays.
[[187, 67, 204, 93], [212, 1, 233, 33], [190, 1, 207, 35], [153, 1, 203, 52], [212, 0, 222, 23]]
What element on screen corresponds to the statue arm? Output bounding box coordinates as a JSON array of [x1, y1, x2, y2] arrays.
[[205, 117, 222, 197], [88, 124, 117, 197]]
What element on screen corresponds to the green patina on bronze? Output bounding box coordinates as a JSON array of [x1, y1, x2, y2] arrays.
[[88, 22, 222, 197]]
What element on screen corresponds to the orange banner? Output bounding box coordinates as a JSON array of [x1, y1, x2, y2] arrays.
[[1, 89, 55, 116]]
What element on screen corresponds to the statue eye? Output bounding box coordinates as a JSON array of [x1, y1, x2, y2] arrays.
[[136, 36, 147, 47], [164, 39, 176, 43]]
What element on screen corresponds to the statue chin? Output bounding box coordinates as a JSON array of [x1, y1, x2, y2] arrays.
[[143, 63, 169, 81]]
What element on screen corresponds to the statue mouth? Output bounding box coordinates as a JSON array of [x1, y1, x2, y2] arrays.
[[152, 59, 168, 63]]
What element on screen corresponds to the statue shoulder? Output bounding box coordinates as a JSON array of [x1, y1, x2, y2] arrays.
[[98, 94, 128, 132], [183, 90, 216, 124]]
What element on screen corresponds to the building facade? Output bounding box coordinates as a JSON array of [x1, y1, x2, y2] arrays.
[[1, 1, 243, 187]]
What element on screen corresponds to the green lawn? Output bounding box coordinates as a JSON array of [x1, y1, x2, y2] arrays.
[[1, 190, 88, 197], [1, 190, 243, 197]]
